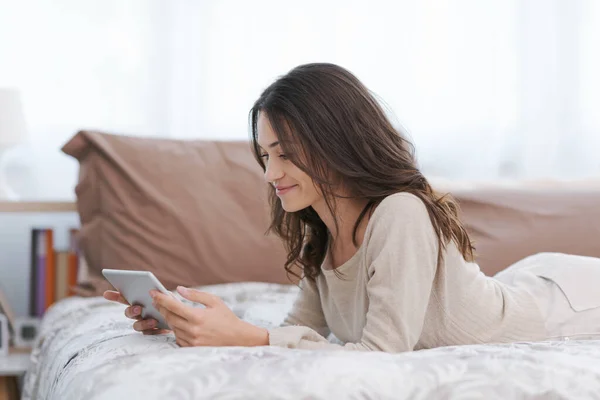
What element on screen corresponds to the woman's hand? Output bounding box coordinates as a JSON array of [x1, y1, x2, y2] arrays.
[[103, 290, 172, 335], [150, 286, 269, 348]]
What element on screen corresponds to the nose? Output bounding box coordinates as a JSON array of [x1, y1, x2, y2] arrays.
[[264, 158, 284, 184]]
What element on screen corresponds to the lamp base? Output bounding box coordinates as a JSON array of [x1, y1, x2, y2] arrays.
[[0, 146, 19, 200], [0, 180, 18, 200]]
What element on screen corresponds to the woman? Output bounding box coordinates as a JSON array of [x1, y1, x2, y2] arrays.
[[104, 63, 600, 352]]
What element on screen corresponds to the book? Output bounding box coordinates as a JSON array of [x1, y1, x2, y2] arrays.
[[67, 229, 80, 296], [28, 229, 38, 317], [29, 227, 84, 316], [44, 229, 56, 311], [55, 251, 70, 302], [35, 229, 47, 317]]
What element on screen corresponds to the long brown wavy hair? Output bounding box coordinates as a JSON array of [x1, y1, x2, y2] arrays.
[[250, 63, 474, 282]]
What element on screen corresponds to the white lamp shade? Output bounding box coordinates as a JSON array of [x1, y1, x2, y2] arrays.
[[0, 88, 28, 146]]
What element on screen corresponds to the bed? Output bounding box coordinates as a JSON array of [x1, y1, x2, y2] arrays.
[[36, 132, 599, 399], [23, 282, 600, 400]]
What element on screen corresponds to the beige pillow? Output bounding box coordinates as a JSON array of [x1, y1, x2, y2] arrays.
[[62, 131, 599, 291], [448, 185, 600, 276], [62, 131, 290, 291]]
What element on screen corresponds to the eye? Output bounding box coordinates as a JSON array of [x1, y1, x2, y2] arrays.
[[279, 154, 288, 160], [259, 153, 269, 160]]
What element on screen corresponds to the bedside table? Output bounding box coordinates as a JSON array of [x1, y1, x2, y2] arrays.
[[0, 201, 76, 213], [0, 348, 32, 400]]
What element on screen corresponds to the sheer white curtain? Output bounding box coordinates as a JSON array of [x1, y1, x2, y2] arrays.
[[0, 0, 599, 198]]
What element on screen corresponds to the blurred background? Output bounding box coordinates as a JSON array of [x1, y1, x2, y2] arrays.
[[1, 0, 600, 318], [0, 0, 599, 200]]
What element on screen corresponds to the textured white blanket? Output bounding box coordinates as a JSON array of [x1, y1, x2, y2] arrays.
[[22, 282, 600, 400]]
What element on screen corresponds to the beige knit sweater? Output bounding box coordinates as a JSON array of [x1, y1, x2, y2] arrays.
[[268, 192, 547, 352]]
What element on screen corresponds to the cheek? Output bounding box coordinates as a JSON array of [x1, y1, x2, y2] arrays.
[[287, 166, 322, 199], [301, 180, 321, 199]]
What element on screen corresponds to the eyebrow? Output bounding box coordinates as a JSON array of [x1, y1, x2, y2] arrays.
[[258, 141, 280, 150]]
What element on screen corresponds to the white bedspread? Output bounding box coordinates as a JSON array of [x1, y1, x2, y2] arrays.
[[22, 282, 600, 400]]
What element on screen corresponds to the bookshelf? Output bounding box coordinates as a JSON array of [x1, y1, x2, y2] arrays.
[[0, 201, 76, 213]]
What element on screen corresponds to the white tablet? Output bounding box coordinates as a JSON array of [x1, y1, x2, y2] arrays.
[[101, 269, 176, 330]]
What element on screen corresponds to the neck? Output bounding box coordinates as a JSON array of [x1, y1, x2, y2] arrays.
[[312, 195, 370, 249]]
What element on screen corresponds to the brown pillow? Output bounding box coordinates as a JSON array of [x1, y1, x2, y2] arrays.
[[62, 131, 290, 291], [449, 185, 600, 276]]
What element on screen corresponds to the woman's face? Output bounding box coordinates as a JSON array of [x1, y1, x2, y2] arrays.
[[256, 112, 322, 212]]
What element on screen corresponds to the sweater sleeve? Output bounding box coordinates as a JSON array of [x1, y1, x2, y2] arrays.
[[279, 276, 331, 338], [268, 194, 439, 352]]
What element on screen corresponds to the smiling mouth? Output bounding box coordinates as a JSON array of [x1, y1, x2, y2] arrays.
[[276, 185, 298, 196]]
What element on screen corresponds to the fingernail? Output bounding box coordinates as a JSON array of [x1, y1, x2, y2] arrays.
[[149, 290, 156, 298], [133, 306, 141, 314], [177, 286, 188, 293]]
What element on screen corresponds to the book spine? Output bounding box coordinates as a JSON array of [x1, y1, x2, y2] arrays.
[[29, 229, 39, 317], [44, 229, 56, 312], [67, 228, 79, 296], [55, 251, 69, 301], [36, 230, 46, 317]]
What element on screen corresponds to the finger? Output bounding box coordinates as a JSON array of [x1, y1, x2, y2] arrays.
[[176, 287, 222, 308], [172, 328, 197, 346], [161, 308, 193, 333], [152, 302, 187, 332], [142, 328, 172, 336], [151, 292, 191, 321], [103, 290, 129, 305], [175, 335, 192, 347], [125, 305, 143, 320], [133, 318, 160, 332]]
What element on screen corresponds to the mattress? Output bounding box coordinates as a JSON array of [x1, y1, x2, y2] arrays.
[[22, 282, 600, 399]]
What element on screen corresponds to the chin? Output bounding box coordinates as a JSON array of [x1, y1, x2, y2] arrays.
[[280, 199, 311, 213], [281, 202, 302, 213]]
